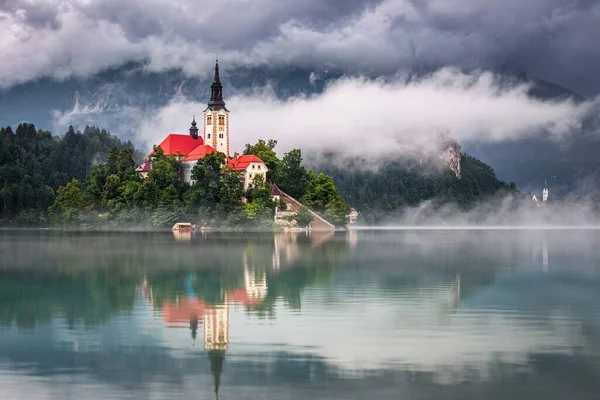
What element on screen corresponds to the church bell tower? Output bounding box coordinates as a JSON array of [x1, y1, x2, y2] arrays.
[[204, 60, 230, 156]]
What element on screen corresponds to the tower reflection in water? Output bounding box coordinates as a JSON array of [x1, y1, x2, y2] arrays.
[[156, 230, 355, 397]]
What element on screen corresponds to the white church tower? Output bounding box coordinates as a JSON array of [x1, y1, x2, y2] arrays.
[[204, 300, 229, 352], [204, 60, 230, 157], [542, 177, 549, 203]]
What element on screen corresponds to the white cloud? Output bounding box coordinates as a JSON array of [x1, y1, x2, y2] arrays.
[[134, 69, 593, 159]]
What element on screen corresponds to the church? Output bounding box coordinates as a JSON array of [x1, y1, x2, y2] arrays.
[[136, 60, 268, 190], [531, 178, 549, 207]]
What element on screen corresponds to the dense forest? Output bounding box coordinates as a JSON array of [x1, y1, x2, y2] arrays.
[[0, 124, 143, 225], [0, 123, 349, 228], [312, 154, 518, 224], [1, 123, 519, 227], [46, 146, 345, 228]]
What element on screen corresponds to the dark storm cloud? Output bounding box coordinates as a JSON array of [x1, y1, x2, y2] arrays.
[[74, 0, 383, 49], [0, 0, 61, 29], [0, 0, 599, 94]]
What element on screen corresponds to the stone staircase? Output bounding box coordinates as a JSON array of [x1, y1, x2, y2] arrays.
[[274, 188, 335, 231]]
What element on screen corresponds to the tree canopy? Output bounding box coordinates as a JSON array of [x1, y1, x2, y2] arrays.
[[0, 123, 143, 225], [0, 123, 519, 229], [311, 153, 518, 224]]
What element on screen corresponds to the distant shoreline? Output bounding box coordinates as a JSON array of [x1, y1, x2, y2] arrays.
[[3, 225, 600, 233]]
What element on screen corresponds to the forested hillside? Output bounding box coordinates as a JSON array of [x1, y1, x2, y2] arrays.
[[313, 154, 517, 224], [0, 124, 143, 224], [0, 123, 516, 227]]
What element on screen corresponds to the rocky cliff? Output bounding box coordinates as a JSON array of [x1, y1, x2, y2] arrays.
[[438, 135, 462, 179]]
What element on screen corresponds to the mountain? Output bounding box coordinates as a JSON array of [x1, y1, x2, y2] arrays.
[[0, 63, 341, 137], [0, 64, 596, 195]]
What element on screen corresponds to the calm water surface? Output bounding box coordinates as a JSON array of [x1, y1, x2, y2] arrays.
[[0, 229, 599, 399]]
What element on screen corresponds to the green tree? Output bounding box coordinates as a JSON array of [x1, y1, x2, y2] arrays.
[[244, 174, 276, 225], [217, 170, 245, 214], [243, 139, 277, 155], [135, 180, 160, 210], [279, 149, 308, 199], [106, 147, 137, 181], [48, 178, 90, 225], [188, 152, 226, 209], [295, 206, 313, 228], [0, 123, 143, 225], [103, 174, 121, 205], [245, 174, 272, 207], [148, 146, 181, 190], [301, 171, 350, 227]]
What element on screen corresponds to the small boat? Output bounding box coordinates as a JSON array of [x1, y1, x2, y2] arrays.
[[172, 222, 194, 232]]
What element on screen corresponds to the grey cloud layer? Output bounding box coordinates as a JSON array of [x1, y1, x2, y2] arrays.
[[1, 0, 599, 94]]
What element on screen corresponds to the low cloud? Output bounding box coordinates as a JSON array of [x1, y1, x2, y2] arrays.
[[128, 69, 595, 159], [374, 192, 600, 228]]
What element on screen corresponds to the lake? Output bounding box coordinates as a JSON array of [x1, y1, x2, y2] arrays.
[[0, 229, 599, 399]]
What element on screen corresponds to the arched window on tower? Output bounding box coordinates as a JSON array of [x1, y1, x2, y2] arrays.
[[218, 115, 225, 131], [207, 116, 212, 125]]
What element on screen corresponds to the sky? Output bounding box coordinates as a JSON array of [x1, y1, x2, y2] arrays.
[[2, 0, 600, 170], [1, 0, 600, 95]]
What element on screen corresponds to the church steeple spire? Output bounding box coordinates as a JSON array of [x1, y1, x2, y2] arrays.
[[208, 59, 227, 111], [208, 350, 225, 400], [203, 59, 230, 156]]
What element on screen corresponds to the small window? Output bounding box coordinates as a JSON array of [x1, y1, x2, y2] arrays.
[[257, 165, 261, 170], [252, 165, 255, 169], [219, 133, 224, 139], [218, 115, 225, 125], [207, 115, 212, 125], [207, 133, 211, 139]]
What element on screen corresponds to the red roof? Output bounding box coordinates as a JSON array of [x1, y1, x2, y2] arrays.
[[161, 298, 207, 326], [135, 159, 152, 172], [227, 154, 265, 171], [150, 134, 203, 157], [229, 288, 261, 306], [183, 144, 217, 162]]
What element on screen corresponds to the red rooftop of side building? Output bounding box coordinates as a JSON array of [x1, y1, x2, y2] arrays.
[[227, 154, 263, 171]]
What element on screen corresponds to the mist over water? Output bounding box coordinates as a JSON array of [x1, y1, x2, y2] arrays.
[[0, 229, 599, 399], [357, 193, 600, 228]]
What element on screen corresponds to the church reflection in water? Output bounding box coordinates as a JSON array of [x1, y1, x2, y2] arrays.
[[146, 230, 476, 398], [148, 230, 346, 398], [144, 254, 269, 398]]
